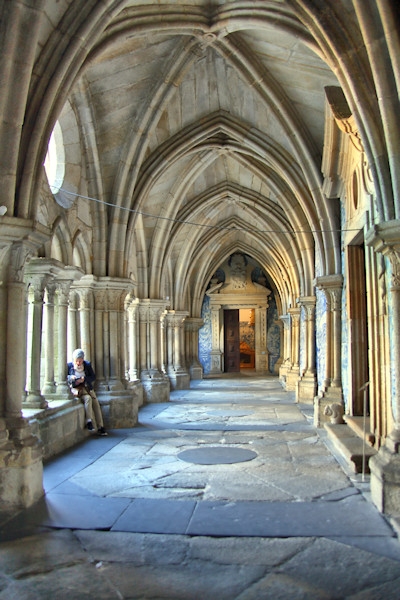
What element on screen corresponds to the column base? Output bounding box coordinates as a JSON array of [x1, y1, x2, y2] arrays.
[[1, 417, 43, 512], [296, 373, 317, 404], [370, 445, 400, 516], [255, 351, 268, 373], [42, 382, 57, 395], [279, 361, 290, 386], [98, 385, 143, 429], [189, 364, 203, 380], [209, 351, 223, 374], [23, 393, 48, 409], [285, 367, 300, 391], [141, 372, 170, 403], [273, 357, 283, 375], [168, 369, 190, 390]]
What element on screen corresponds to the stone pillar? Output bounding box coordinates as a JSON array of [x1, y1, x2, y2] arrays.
[[139, 299, 169, 403], [24, 269, 49, 409], [255, 305, 269, 373], [126, 296, 139, 385], [286, 307, 300, 391], [166, 311, 190, 390], [78, 289, 93, 361], [366, 221, 400, 516], [6, 243, 31, 418], [139, 303, 148, 374], [41, 283, 57, 396], [314, 275, 344, 426], [296, 296, 317, 403], [273, 319, 284, 375], [185, 317, 203, 379], [2, 237, 47, 512], [279, 314, 291, 385], [107, 288, 125, 391], [73, 277, 141, 427], [67, 291, 79, 360], [209, 304, 223, 374], [56, 277, 75, 395], [331, 287, 343, 390]]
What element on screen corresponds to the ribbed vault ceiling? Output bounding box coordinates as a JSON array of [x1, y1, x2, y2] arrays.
[[37, 1, 344, 313]]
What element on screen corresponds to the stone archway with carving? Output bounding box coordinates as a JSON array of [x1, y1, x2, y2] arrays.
[[206, 253, 271, 374]]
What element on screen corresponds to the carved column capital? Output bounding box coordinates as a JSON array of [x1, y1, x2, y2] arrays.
[[279, 314, 290, 330], [298, 296, 316, 319], [288, 306, 300, 325], [366, 221, 400, 291]]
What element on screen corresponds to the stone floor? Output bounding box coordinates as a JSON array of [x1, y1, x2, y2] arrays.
[[1, 374, 400, 599]]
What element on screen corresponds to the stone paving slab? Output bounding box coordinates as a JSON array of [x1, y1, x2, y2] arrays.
[[2, 530, 400, 600], [186, 496, 394, 538], [39, 494, 131, 531], [2, 375, 400, 599], [112, 498, 196, 534]]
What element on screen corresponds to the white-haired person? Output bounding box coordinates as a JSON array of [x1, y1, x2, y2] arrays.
[[67, 348, 107, 436]]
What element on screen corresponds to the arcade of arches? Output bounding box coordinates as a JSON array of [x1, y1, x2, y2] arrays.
[[1, 1, 400, 522]]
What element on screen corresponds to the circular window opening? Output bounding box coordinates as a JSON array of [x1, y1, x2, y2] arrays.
[[44, 120, 65, 194]]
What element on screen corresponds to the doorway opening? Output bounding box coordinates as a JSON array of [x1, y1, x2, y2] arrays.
[[347, 243, 369, 415], [224, 309, 255, 372]]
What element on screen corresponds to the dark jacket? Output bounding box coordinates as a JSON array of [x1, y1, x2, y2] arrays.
[[67, 360, 96, 391]]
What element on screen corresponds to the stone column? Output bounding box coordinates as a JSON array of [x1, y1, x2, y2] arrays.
[[254, 305, 269, 373], [78, 289, 93, 361], [41, 283, 57, 396], [138, 303, 149, 375], [56, 280, 72, 395], [185, 317, 203, 379], [285, 307, 300, 391], [314, 275, 344, 426], [209, 304, 223, 374], [6, 243, 31, 418], [126, 296, 139, 385], [366, 221, 400, 515], [149, 306, 159, 372], [166, 311, 190, 390], [24, 270, 49, 409], [296, 296, 317, 403], [273, 319, 284, 375], [139, 299, 169, 403], [2, 237, 47, 512], [279, 314, 291, 385], [108, 289, 125, 391], [330, 287, 343, 390], [67, 291, 79, 362]]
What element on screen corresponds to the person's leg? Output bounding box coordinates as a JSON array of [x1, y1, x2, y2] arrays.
[[81, 394, 94, 430], [90, 392, 106, 434]]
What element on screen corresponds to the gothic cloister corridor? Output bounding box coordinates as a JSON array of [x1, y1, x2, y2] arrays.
[[1, 375, 399, 599], [1, 1, 400, 596]]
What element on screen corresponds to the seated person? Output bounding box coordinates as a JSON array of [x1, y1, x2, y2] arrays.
[[67, 348, 107, 436]]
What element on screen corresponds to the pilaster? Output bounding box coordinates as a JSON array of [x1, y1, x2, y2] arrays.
[[165, 311, 190, 390], [314, 275, 344, 426], [278, 314, 291, 385], [185, 317, 204, 379], [366, 221, 400, 516], [285, 307, 300, 391], [296, 296, 317, 403], [138, 299, 170, 403], [1, 221, 50, 512]]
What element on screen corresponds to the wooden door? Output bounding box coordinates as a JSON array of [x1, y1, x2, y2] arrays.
[[347, 244, 369, 415], [224, 309, 240, 372]]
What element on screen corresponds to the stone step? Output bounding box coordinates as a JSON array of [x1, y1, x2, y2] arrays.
[[324, 423, 378, 474], [344, 416, 376, 446]]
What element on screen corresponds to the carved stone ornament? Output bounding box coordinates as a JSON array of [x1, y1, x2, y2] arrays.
[[324, 402, 345, 424]]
